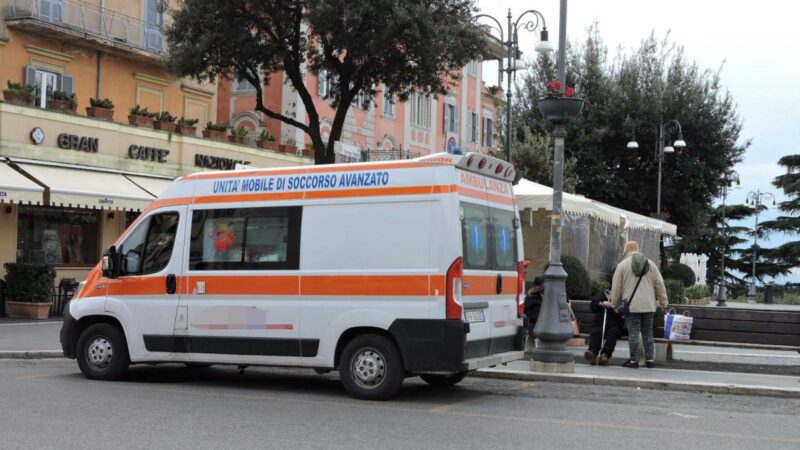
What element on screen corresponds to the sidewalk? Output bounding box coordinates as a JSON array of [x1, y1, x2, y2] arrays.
[[475, 359, 800, 398], [0, 318, 63, 357]]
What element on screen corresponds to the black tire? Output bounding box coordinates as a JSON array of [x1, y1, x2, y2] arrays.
[[76, 323, 130, 381], [420, 371, 469, 387], [313, 368, 332, 375], [339, 334, 404, 400]]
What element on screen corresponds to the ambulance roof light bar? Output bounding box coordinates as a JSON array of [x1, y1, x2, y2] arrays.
[[454, 152, 516, 182]]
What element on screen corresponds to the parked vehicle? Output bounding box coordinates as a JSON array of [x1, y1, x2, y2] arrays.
[[60, 152, 525, 399]]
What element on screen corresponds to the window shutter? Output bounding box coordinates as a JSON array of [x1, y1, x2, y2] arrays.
[[61, 74, 75, 95], [443, 104, 450, 133], [24, 66, 37, 86], [425, 96, 431, 128], [317, 70, 327, 97], [454, 106, 459, 136], [482, 117, 486, 146]]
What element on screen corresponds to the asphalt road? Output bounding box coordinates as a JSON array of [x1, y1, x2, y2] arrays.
[[1, 360, 798, 450]]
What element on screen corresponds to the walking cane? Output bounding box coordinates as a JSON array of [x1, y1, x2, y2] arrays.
[[600, 308, 608, 353]]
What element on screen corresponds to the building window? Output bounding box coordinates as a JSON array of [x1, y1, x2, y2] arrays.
[[482, 116, 496, 147], [411, 93, 431, 128], [382, 90, 395, 118], [189, 206, 302, 271], [234, 77, 257, 92], [16, 206, 99, 266], [38, 0, 64, 23], [443, 103, 458, 134], [469, 112, 479, 142], [317, 69, 331, 98], [144, 0, 164, 53], [467, 60, 479, 77]]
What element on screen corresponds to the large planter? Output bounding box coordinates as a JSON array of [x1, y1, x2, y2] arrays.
[[46, 99, 76, 114], [2, 90, 32, 106], [177, 125, 197, 137], [154, 120, 178, 133], [86, 106, 114, 121], [128, 114, 154, 128], [537, 97, 585, 124], [279, 145, 298, 155], [302, 147, 314, 158], [202, 129, 227, 141], [257, 140, 279, 151], [5, 301, 52, 320]]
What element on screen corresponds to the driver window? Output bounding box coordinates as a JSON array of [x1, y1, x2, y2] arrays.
[[119, 212, 179, 275]]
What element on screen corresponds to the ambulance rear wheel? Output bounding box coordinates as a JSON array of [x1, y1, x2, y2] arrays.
[[340, 334, 404, 400], [420, 371, 469, 387], [76, 323, 130, 381]]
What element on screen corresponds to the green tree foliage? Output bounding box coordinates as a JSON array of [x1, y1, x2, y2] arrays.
[[511, 126, 578, 192], [510, 25, 746, 250], [664, 279, 686, 304], [662, 263, 696, 287], [562, 255, 592, 299], [761, 155, 800, 267], [163, 0, 486, 164]]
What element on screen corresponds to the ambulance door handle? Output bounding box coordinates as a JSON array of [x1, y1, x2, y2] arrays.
[[166, 274, 177, 295], [496, 273, 502, 295]]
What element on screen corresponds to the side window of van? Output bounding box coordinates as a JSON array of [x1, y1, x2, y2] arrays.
[[189, 206, 302, 270], [460, 202, 491, 270], [120, 212, 180, 275]]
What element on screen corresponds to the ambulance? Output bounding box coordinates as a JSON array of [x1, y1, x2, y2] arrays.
[[59, 152, 525, 400]]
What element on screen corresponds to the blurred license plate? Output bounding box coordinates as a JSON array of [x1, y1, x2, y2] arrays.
[[464, 310, 485, 323]]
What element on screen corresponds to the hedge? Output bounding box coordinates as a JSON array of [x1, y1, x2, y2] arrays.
[[3, 263, 56, 303], [562, 255, 592, 300], [665, 279, 687, 304], [662, 263, 696, 287]]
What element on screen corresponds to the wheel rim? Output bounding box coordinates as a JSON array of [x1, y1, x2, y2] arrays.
[[86, 336, 113, 370], [351, 347, 386, 390]]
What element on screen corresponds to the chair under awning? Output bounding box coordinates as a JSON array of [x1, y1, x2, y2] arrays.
[[15, 162, 157, 211], [0, 161, 44, 205]]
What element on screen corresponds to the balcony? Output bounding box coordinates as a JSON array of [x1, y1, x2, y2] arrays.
[[335, 148, 422, 164], [4, 0, 165, 63]]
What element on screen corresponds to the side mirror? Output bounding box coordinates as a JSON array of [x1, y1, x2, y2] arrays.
[[102, 246, 120, 279]]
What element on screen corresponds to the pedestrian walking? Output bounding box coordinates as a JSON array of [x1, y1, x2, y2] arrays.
[[610, 240, 668, 369], [584, 288, 624, 366]]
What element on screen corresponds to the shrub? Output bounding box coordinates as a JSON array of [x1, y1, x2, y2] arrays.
[[665, 279, 687, 304], [258, 129, 276, 141], [231, 125, 250, 137], [561, 255, 591, 300], [686, 284, 712, 300], [205, 121, 229, 132], [89, 97, 114, 109], [662, 263, 696, 287], [177, 117, 198, 126], [129, 105, 156, 117], [590, 279, 611, 300], [3, 263, 56, 303], [155, 111, 176, 122], [5, 81, 36, 101], [48, 90, 77, 107]]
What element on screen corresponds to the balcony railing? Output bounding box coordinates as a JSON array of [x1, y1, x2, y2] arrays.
[[335, 149, 422, 164], [5, 0, 164, 57]]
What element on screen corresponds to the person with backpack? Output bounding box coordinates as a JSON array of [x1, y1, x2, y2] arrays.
[[610, 240, 668, 368]]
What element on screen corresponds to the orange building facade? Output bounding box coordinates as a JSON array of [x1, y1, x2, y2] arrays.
[[219, 59, 505, 160]]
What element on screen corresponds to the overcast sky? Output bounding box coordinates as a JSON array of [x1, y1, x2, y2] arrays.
[[477, 0, 800, 282]]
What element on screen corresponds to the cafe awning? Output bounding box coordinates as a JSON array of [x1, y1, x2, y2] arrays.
[[0, 161, 44, 204], [124, 174, 174, 198], [15, 162, 158, 211]]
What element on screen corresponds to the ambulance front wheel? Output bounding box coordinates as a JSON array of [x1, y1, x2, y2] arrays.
[[339, 334, 405, 400], [76, 323, 130, 381]]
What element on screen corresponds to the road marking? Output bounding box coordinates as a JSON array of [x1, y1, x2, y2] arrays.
[[670, 412, 700, 419], [429, 395, 487, 413]]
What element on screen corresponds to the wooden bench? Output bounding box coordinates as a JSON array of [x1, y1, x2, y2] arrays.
[[570, 300, 800, 360]]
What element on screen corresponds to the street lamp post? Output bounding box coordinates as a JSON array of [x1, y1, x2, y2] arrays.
[[717, 170, 740, 307], [626, 118, 687, 266], [473, 9, 554, 163], [745, 190, 776, 303]]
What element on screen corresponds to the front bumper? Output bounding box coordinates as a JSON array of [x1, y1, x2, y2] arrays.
[[462, 350, 523, 371], [60, 309, 77, 359]]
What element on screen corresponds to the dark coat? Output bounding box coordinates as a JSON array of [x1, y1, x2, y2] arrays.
[[524, 291, 543, 326], [590, 291, 625, 331]]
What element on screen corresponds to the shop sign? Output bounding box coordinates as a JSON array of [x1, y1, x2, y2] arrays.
[[129, 145, 169, 163], [194, 153, 251, 170], [58, 133, 99, 153], [30, 128, 45, 145]]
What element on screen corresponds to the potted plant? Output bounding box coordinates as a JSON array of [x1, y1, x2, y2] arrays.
[[128, 105, 155, 128], [536, 80, 585, 124], [2, 81, 36, 106], [3, 262, 56, 320], [86, 97, 115, 120], [176, 117, 199, 136], [280, 137, 298, 154], [256, 129, 279, 151], [153, 111, 178, 132], [202, 121, 229, 141], [302, 142, 314, 158], [46, 90, 78, 113], [227, 125, 250, 145]]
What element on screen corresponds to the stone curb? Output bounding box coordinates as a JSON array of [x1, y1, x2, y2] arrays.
[[471, 368, 800, 399], [0, 351, 65, 360]]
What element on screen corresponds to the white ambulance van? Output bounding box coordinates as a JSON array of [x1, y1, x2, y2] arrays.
[[60, 152, 525, 400]]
